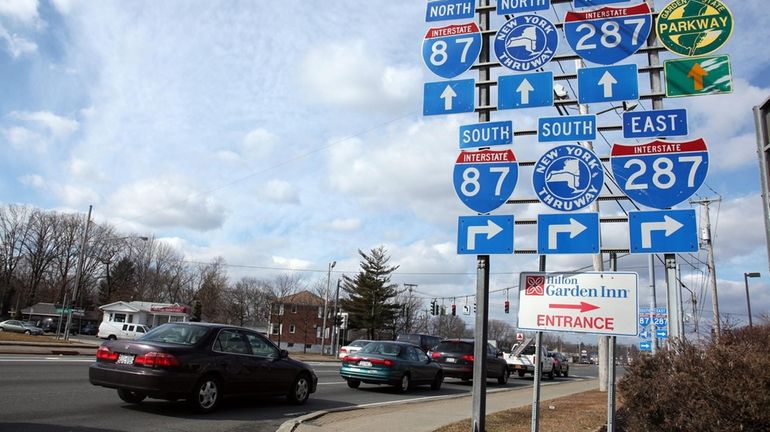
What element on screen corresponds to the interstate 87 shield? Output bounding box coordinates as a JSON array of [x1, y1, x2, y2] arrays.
[[611, 139, 709, 210], [422, 22, 482, 79], [564, 3, 652, 65], [453, 149, 519, 214]]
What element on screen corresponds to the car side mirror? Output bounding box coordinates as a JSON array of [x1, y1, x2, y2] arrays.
[[279, 349, 289, 359]]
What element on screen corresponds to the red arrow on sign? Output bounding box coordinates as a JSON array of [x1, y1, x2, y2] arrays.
[[548, 302, 599, 313]]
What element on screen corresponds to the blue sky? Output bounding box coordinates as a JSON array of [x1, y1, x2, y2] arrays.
[[1, 0, 769, 342]]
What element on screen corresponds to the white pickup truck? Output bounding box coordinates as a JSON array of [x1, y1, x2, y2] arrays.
[[505, 339, 555, 379]]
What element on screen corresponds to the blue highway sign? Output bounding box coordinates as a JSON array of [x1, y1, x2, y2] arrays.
[[426, 0, 475, 22], [424, 79, 475, 116], [656, 328, 668, 339], [575, 0, 631, 7], [532, 144, 604, 212], [629, 210, 698, 254], [611, 138, 709, 209], [423, 23, 482, 78], [623, 108, 688, 139], [498, 71, 553, 110], [497, 0, 550, 14], [494, 15, 558, 72], [457, 215, 514, 255], [453, 149, 519, 213], [578, 64, 638, 104], [538, 114, 596, 143], [564, 3, 651, 65], [639, 341, 652, 351], [459, 121, 513, 149], [537, 212, 599, 254]]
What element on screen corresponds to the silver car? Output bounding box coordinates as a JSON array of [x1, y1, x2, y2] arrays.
[[0, 319, 44, 335]]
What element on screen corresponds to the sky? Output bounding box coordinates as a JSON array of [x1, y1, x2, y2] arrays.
[[1, 0, 769, 345]]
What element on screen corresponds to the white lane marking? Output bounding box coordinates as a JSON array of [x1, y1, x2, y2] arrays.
[[0, 357, 93, 362], [316, 381, 347, 386]]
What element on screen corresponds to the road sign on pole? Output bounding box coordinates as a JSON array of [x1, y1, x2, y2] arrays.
[[423, 79, 475, 116], [564, 3, 652, 65], [656, 0, 733, 57], [494, 15, 558, 72], [425, 0, 475, 22], [459, 121, 513, 149], [578, 64, 639, 104], [498, 71, 553, 110], [611, 138, 709, 209], [457, 215, 514, 255], [623, 108, 688, 139], [537, 115, 596, 143], [497, 0, 550, 14], [517, 272, 639, 336], [628, 209, 699, 254], [665, 55, 732, 98], [537, 212, 599, 254], [532, 144, 604, 212], [423, 22, 482, 78], [453, 149, 519, 213]]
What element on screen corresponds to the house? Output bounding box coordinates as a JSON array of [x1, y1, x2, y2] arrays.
[[21, 302, 101, 332], [268, 290, 332, 353], [97, 301, 191, 329]]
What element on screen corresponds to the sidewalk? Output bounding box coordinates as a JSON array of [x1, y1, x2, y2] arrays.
[[0, 337, 100, 356], [280, 378, 599, 432]]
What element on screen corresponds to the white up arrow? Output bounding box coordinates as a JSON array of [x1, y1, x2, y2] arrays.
[[548, 218, 587, 250], [516, 78, 534, 105], [440, 85, 457, 110], [598, 71, 617, 98], [467, 220, 503, 250], [641, 215, 683, 248]]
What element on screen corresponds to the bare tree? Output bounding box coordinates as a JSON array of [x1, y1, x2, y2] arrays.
[[0, 205, 32, 317], [266, 273, 302, 347], [20, 210, 58, 307], [193, 257, 229, 322], [50, 213, 81, 305], [225, 276, 271, 327], [429, 315, 468, 339]]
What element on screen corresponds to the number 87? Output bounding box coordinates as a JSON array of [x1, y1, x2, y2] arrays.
[[430, 37, 475, 66], [461, 166, 510, 197]]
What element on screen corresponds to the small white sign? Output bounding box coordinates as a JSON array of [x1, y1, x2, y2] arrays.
[[517, 272, 638, 336]]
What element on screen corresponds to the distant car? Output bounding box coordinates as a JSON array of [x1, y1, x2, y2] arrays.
[[395, 333, 441, 353], [430, 339, 509, 385], [80, 324, 98, 336], [338, 339, 373, 359], [89, 322, 318, 413], [550, 352, 570, 377], [340, 340, 443, 392], [0, 319, 44, 335]]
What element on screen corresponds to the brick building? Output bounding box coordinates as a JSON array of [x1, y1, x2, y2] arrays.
[[267, 290, 328, 353]]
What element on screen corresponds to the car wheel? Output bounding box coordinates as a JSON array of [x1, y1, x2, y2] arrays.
[[563, 367, 569, 377], [188, 376, 221, 413], [548, 368, 554, 379], [396, 374, 410, 393], [347, 379, 361, 389], [287, 373, 311, 405], [107, 335, 117, 340], [517, 370, 526, 378], [24, 330, 31, 335], [117, 388, 146, 404], [497, 367, 509, 385], [430, 372, 443, 391]]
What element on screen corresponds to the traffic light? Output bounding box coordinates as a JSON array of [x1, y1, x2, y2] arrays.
[[430, 300, 437, 316], [451, 304, 456, 316], [504, 300, 510, 314], [473, 302, 477, 314]]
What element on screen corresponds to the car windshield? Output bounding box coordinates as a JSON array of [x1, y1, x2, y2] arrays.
[[139, 324, 210, 345], [397, 334, 420, 345], [360, 342, 402, 357], [435, 341, 473, 354], [349, 340, 371, 348]]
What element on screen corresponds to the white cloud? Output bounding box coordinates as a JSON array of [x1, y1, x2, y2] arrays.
[[107, 177, 226, 231], [0, 0, 38, 24], [325, 218, 362, 232], [299, 39, 421, 112], [242, 127, 278, 155], [258, 179, 299, 204], [0, 25, 36, 57], [53, 183, 99, 208], [272, 256, 312, 270], [18, 174, 44, 188], [10, 111, 79, 138]]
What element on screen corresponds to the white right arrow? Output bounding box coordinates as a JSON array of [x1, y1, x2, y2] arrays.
[[641, 215, 683, 248], [440, 85, 457, 110], [598, 71, 617, 98], [548, 218, 587, 250], [467, 220, 503, 250], [516, 78, 534, 105]]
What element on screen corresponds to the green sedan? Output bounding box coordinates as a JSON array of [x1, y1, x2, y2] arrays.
[[339, 341, 443, 393]]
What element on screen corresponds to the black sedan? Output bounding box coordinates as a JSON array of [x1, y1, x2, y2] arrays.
[[430, 339, 510, 384], [89, 322, 318, 413]]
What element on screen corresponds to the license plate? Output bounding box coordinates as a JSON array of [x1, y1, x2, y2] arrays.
[[358, 361, 372, 367], [446, 357, 457, 363], [117, 354, 135, 365]]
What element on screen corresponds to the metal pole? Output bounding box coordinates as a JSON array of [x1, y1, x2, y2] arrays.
[[331, 279, 341, 356], [320, 261, 335, 355], [677, 264, 686, 341], [64, 205, 92, 341], [753, 98, 770, 273], [607, 252, 618, 432], [648, 255, 657, 354], [531, 255, 546, 432], [744, 273, 757, 328], [690, 198, 721, 340], [665, 254, 682, 341]]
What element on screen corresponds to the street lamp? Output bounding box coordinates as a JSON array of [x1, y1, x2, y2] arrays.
[[320, 261, 336, 355], [744, 272, 760, 328]]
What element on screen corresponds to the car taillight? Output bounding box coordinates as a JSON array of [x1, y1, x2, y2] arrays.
[[96, 346, 118, 362], [342, 356, 359, 363], [462, 354, 474, 362], [431, 352, 441, 359], [134, 352, 180, 368], [368, 358, 394, 367], [340, 348, 348, 354]]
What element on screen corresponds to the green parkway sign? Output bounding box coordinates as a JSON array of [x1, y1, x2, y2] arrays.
[[656, 0, 733, 57], [664, 54, 732, 97]]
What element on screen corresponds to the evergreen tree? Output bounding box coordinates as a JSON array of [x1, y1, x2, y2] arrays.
[[340, 246, 400, 340]]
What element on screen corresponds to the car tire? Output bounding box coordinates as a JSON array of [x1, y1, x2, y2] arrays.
[[396, 374, 410, 393], [517, 370, 526, 378], [430, 372, 443, 391], [347, 379, 361, 389], [117, 388, 146, 404], [188, 375, 221, 413], [562, 367, 568, 377], [107, 335, 117, 340], [548, 368, 554, 379], [497, 367, 509, 385], [287, 373, 311, 405]]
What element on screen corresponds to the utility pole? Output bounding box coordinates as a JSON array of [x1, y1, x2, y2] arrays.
[[64, 205, 92, 341], [331, 279, 341, 357], [320, 261, 336, 355], [403, 283, 417, 333], [690, 197, 721, 340]]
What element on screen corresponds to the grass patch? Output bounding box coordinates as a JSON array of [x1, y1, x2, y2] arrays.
[[436, 389, 610, 432], [0, 332, 73, 343]]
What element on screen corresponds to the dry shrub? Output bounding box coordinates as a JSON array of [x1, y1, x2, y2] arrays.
[[617, 324, 770, 432]]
